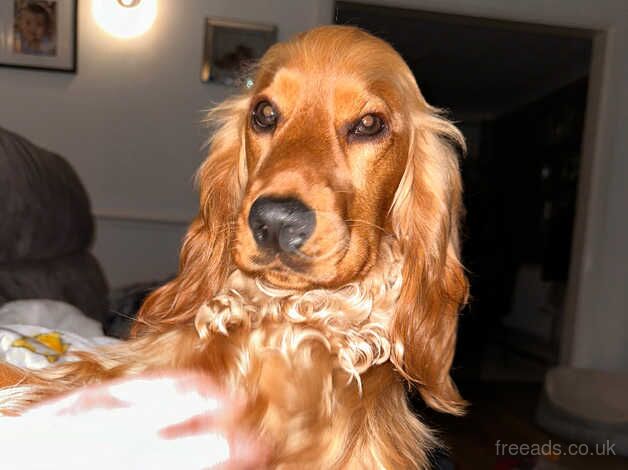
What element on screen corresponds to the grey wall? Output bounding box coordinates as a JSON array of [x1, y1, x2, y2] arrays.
[[0, 0, 321, 287]]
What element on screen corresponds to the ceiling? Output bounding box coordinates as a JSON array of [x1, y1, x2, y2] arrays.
[[336, 2, 593, 120]]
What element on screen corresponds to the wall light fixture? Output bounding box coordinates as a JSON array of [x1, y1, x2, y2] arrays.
[[93, 0, 157, 39]]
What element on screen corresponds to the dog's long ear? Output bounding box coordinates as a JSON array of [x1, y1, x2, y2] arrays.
[[132, 96, 250, 337], [389, 105, 468, 415]]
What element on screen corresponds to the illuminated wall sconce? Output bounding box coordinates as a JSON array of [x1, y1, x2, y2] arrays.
[[93, 0, 158, 39]]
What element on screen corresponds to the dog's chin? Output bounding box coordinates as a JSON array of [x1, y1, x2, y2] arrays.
[[249, 261, 367, 291], [260, 269, 313, 290], [234, 258, 340, 291], [232, 254, 308, 291]]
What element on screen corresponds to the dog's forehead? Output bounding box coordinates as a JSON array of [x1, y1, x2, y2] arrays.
[[262, 67, 305, 104], [261, 66, 397, 117]]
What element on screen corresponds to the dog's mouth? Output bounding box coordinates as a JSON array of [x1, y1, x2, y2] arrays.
[[233, 224, 354, 289], [252, 251, 311, 273], [237, 241, 351, 287]]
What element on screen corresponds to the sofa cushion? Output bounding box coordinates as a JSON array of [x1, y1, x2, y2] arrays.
[[0, 127, 93, 263], [0, 252, 108, 322]]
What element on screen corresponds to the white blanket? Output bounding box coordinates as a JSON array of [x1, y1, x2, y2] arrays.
[[0, 300, 118, 370]]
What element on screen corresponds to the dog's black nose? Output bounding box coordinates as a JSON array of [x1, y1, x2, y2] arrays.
[[248, 197, 315, 253]]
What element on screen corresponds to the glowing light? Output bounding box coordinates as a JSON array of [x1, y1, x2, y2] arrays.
[[118, 0, 142, 6], [92, 0, 157, 39]]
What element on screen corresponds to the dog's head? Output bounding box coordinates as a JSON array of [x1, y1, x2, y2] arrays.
[[136, 26, 467, 413], [232, 29, 417, 289]]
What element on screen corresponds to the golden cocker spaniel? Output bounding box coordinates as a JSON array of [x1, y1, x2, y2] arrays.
[[1, 26, 468, 469]]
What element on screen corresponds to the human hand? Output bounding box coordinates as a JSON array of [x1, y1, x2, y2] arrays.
[[0, 371, 266, 469]]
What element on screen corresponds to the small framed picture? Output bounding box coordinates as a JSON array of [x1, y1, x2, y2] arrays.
[[0, 0, 77, 73], [201, 18, 277, 87]]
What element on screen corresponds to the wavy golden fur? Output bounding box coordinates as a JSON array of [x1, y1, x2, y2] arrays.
[[0, 26, 468, 468]]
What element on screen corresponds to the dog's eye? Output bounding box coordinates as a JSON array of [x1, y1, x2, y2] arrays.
[[350, 114, 385, 138], [252, 101, 278, 132]]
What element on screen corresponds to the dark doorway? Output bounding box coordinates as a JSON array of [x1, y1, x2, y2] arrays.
[[335, 2, 593, 383]]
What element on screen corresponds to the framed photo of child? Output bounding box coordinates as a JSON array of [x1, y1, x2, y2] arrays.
[[0, 0, 77, 73]]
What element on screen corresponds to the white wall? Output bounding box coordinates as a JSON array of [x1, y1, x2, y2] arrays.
[[1, 0, 626, 372]]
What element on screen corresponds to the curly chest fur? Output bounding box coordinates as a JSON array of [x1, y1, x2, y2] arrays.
[[177, 242, 435, 468]]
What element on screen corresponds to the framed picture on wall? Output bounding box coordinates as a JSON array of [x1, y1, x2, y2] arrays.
[[201, 18, 277, 87], [0, 0, 78, 73]]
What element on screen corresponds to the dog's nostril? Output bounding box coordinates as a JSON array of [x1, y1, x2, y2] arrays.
[[253, 224, 269, 242], [279, 226, 308, 252], [248, 197, 316, 253]]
